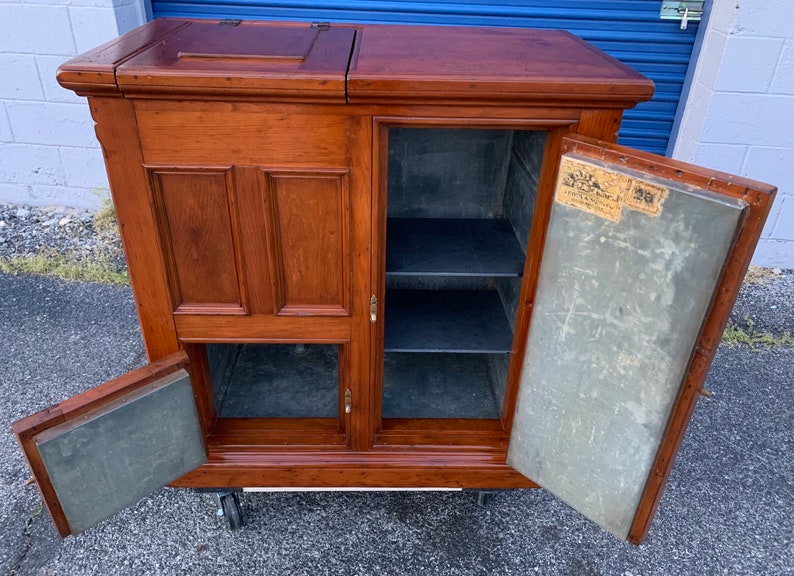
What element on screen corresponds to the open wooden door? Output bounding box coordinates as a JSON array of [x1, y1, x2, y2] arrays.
[[12, 352, 206, 537], [507, 135, 775, 544]]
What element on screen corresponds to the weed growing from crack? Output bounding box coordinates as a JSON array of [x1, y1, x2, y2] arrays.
[[0, 250, 129, 285], [92, 198, 118, 234], [721, 321, 794, 349]]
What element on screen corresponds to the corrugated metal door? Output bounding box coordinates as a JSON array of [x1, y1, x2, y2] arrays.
[[149, 0, 699, 154]]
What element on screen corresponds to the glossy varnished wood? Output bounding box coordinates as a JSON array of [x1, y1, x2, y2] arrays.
[[134, 101, 350, 167], [348, 25, 654, 107], [56, 19, 189, 96], [171, 448, 539, 490], [116, 20, 355, 101], [174, 314, 352, 342], [149, 167, 247, 314], [347, 115, 375, 451], [264, 169, 351, 315], [88, 97, 179, 360], [233, 167, 276, 315]]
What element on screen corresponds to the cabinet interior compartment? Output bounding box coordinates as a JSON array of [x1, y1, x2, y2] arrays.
[[207, 343, 340, 419], [383, 127, 545, 420]]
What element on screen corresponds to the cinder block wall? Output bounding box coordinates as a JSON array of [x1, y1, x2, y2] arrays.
[[2, 0, 792, 267], [0, 0, 145, 210], [671, 0, 794, 268]]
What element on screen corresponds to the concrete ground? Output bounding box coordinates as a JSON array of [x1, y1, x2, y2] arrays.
[[0, 271, 792, 576]]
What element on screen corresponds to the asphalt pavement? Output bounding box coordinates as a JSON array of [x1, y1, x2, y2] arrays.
[[1, 271, 792, 576]]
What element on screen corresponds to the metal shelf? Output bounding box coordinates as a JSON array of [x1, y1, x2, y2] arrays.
[[386, 218, 525, 277], [384, 289, 514, 353]]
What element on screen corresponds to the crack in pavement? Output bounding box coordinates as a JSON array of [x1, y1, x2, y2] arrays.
[[5, 501, 44, 576]]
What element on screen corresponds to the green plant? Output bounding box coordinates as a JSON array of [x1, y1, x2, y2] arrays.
[[93, 198, 118, 234], [0, 250, 129, 285], [721, 321, 794, 349]]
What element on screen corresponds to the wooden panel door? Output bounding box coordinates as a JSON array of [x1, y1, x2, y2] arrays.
[[506, 135, 775, 544], [264, 169, 351, 316], [149, 167, 247, 315], [12, 353, 206, 537]]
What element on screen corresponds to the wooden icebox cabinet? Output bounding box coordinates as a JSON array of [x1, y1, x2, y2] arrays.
[[13, 19, 775, 543]]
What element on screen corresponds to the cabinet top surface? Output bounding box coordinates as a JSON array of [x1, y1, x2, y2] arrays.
[[57, 18, 654, 106], [347, 25, 653, 105]]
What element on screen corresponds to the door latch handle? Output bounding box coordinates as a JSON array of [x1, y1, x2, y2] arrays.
[[370, 295, 378, 323]]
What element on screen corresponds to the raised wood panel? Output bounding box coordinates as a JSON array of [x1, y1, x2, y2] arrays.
[[265, 170, 351, 315], [135, 101, 349, 167], [149, 168, 246, 314]]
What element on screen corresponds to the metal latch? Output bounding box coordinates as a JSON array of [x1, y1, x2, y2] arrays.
[[660, 1, 704, 30], [218, 19, 242, 26], [311, 22, 331, 31], [370, 295, 378, 323], [345, 389, 352, 414]]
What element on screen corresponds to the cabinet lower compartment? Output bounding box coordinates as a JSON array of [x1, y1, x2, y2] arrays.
[[382, 353, 507, 419], [207, 343, 341, 419]]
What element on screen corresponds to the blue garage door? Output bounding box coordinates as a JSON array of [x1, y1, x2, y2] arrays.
[[150, 0, 699, 155]]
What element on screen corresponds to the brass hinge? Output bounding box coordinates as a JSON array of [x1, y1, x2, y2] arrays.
[[660, 1, 704, 30], [370, 295, 378, 323], [344, 389, 352, 414]]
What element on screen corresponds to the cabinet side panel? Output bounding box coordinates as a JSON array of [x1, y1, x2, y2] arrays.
[[386, 128, 511, 219], [267, 171, 350, 315], [576, 109, 624, 142], [89, 97, 179, 360], [151, 169, 245, 313]]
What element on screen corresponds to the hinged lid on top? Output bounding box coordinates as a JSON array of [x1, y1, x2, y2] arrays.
[[347, 26, 654, 107], [116, 20, 355, 100], [58, 19, 355, 101]]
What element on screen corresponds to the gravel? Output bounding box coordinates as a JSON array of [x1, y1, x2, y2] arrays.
[[732, 268, 794, 338], [0, 203, 126, 275]]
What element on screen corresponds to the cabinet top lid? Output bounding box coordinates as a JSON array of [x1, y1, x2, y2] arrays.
[[58, 19, 355, 101], [348, 25, 654, 106], [57, 18, 654, 106]]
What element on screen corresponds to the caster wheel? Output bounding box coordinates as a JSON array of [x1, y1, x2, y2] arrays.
[[476, 491, 495, 507], [216, 492, 244, 530]]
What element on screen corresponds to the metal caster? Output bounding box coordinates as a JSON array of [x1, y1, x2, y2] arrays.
[[476, 490, 496, 506], [213, 491, 244, 530]]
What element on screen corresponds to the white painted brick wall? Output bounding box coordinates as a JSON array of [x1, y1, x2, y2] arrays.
[[0, 0, 146, 210], [671, 0, 794, 268]]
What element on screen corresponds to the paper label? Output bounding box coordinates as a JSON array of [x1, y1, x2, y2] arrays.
[[624, 181, 668, 216], [555, 156, 668, 221]]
